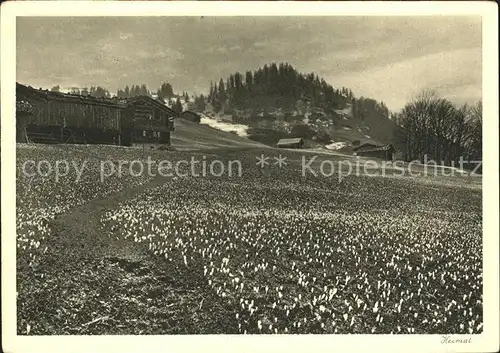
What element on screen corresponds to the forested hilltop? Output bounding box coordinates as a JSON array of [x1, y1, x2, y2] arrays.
[[207, 62, 388, 117], [195, 62, 399, 147]]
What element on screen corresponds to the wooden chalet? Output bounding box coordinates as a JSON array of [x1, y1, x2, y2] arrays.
[[16, 83, 123, 145], [180, 110, 202, 123], [353, 143, 395, 160], [277, 137, 304, 149], [119, 96, 177, 147]]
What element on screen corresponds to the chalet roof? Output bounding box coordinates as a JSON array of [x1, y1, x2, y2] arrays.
[[16, 83, 122, 108], [354, 143, 394, 153], [122, 96, 178, 116], [16, 83, 178, 116], [277, 138, 304, 145]]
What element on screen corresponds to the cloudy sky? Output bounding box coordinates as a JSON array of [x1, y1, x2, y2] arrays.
[[17, 16, 481, 111]]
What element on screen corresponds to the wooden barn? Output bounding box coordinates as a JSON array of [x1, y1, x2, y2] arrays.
[[180, 110, 202, 123], [277, 137, 304, 149], [16, 83, 177, 148], [119, 96, 177, 148], [353, 143, 395, 160], [16, 83, 123, 145], [16, 100, 34, 143]]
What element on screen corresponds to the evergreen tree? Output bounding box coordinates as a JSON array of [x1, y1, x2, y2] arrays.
[[211, 81, 218, 105], [245, 71, 253, 88], [166, 83, 174, 97], [194, 95, 206, 112], [229, 74, 235, 92], [218, 78, 226, 102], [209, 81, 215, 102], [174, 97, 183, 113], [157, 82, 174, 99], [156, 90, 165, 103]]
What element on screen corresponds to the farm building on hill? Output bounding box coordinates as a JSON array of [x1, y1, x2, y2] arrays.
[[277, 137, 304, 149], [16, 83, 123, 145], [119, 96, 176, 147], [180, 110, 202, 123], [353, 143, 395, 160], [16, 83, 176, 147]]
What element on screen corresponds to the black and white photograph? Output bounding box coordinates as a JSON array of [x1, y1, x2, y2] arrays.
[[1, 2, 499, 353]]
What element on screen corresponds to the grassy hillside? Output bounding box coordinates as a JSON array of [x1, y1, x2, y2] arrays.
[[197, 101, 398, 151]]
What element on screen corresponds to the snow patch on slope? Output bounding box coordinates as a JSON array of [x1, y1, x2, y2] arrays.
[[334, 104, 353, 117], [325, 141, 347, 150], [199, 116, 250, 137]]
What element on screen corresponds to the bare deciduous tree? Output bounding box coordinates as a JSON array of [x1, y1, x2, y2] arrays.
[[395, 90, 482, 168]]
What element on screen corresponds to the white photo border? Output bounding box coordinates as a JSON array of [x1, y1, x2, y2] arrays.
[[1, 2, 498, 353]]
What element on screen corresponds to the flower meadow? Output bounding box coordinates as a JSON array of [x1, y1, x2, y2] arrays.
[[100, 163, 482, 334], [15, 144, 482, 334], [16, 144, 178, 270]]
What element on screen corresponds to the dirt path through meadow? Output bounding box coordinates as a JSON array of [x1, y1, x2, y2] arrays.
[[17, 175, 237, 335]]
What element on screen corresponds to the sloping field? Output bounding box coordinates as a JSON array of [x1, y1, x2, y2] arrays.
[[172, 118, 264, 150], [15, 143, 482, 335]]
